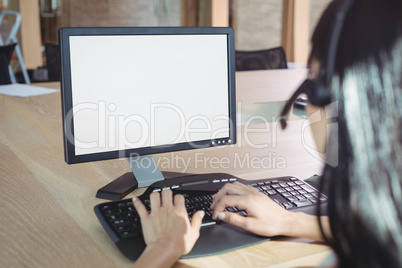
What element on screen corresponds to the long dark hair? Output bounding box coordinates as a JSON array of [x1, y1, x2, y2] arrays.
[[311, 0, 402, 267]]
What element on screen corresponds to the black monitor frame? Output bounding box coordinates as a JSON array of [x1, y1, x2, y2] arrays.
[[59, 27, 236, 199]]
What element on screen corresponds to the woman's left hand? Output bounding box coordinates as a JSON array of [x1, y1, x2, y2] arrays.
[[133, 189, 204, 256]]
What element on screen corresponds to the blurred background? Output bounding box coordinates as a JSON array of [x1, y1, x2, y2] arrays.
[[0, 0, 331, 83]]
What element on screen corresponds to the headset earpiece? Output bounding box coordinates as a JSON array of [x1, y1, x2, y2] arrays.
[[306, 74, 332, 107], [279, 0, 353, 129]]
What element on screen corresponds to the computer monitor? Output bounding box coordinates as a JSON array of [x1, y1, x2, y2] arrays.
[[59, 27, 236, 199]]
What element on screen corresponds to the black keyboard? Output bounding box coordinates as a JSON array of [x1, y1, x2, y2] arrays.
[[94, 173, 327, 261]]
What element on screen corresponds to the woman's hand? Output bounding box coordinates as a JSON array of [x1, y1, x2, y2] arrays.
[[210, 181, 295, 237], [133, 189, 204, 256]]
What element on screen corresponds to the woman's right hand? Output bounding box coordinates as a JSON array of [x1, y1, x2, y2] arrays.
[[210, 181, 296, 237]]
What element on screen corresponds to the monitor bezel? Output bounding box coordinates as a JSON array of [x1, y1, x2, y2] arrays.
[[59, 27, 237, 164]]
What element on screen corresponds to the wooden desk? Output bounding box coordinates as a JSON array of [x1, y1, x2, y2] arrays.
[[0, 69, 331, 267]]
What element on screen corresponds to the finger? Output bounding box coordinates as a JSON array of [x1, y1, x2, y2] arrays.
[[211, 183, 238, 209], [216, 211, 250, 231], [149, 192, 161, 213], [161, 189, 173, 208], [212, 194, 247, 219], [211, 182, 257, 209], [211, 182, 249, 209], [133, 197, 148, 219], [190, 210, 204, 231], [183, 210, 204, 255], [173, 194, 185, 208]]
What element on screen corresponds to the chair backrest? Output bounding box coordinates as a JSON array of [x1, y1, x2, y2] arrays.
[[0, 11, 30, 84], [0, 43, 16, 85], [44, 42, 61, 81], [235, 46, 288, 71], [0, 11, 21, 45]]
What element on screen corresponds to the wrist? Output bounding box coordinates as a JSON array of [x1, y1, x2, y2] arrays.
[[147, 239, 184, 259], [134, 240, 183, 268], [282, 212, 327, 242], [133, 240, 183, 268], [280, 211, 304, 237]]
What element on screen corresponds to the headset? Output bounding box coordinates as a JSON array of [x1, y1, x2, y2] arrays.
[[279, 0, 354, 129]]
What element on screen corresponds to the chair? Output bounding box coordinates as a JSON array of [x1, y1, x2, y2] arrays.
[[0, 11, 30, 84], [0, 43, 16, 85], [44, 42, 61, 81], [235, 46, 288, 71]]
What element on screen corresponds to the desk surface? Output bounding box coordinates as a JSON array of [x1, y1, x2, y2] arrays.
[[0, 69, 331, 267]]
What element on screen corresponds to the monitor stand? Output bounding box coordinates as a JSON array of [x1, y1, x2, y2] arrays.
[[128, 155, 164, 187], [96, 155, 188, 200]]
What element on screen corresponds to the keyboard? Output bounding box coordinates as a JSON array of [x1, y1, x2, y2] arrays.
[[94, 173, 327, 261]]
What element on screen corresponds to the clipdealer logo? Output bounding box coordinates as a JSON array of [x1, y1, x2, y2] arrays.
[[127, 152, 287, 173]]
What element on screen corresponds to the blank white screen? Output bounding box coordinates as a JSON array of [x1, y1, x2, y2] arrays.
[[69, 35, 230, 155]]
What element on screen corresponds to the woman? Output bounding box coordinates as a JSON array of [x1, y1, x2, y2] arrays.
[[133, 0, 402, 267]]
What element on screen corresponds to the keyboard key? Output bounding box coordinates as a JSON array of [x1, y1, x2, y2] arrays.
[[226, 207, 237, 212], [293, 199, 313, 207], [301, 184, 316, 193], [113, 219, 128, 225], [286, 196, 297, 201], [304, 193, 313, 199], [235, 210, 247, 217], [115, 224, 131, 232], [266, 190, 277, 196], [103, 209, 114, 215], [109, 215, 117, 221], [119, 228, 139, 238], [272, 198, 281, 204], [282, 202, 293, 209], [261, 185, 271, 191]]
